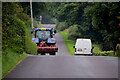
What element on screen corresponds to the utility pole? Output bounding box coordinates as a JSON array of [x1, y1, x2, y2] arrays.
[[30, 0, 33, 29], [40, 16, 42, 24]]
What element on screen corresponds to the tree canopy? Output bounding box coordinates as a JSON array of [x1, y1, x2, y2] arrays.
[[46, 2, 120, 52]]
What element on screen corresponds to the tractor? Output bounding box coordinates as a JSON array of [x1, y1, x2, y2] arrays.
[[32, 27, 58, 55]]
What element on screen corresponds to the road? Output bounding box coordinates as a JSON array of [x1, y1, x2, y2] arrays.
[[4, 24, 118, 79]]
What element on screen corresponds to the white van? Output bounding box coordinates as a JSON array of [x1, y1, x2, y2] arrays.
[[73, 39, 93, 55]]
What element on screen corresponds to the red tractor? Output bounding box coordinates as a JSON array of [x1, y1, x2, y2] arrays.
[[32, 27, 58, 55]]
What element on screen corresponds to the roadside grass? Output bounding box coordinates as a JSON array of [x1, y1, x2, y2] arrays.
[[59, 31, 75, 55], [2, 48, 27, 78], [59, 30, 116, 56]]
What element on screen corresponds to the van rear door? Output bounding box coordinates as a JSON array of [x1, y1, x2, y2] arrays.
[[84, 40, 92, 54], [83, 40, 91, 54], [75, 39, 92, 54], [75, 40, 84, 54]]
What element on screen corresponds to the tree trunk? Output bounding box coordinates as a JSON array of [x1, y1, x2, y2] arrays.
[[113, 48, 116, 55]]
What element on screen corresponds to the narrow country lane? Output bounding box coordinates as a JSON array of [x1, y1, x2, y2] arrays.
[[3, 24, 118, 79]]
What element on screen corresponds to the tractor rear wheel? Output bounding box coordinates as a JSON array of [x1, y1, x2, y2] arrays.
[[41, 53, 45, 55]]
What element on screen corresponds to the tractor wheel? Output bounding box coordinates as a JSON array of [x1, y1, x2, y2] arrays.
[[50, 52, 56, 55], [37, 51, 40, 55], [41, 53, 45, 55]]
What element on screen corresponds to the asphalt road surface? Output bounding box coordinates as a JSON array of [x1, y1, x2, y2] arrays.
[[4, 24, 118, 79]]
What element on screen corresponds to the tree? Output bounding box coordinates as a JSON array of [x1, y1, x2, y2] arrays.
[[84, 2, 120, 53], [19, 2, 45, 18]]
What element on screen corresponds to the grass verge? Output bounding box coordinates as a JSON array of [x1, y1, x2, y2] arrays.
[[2, 48, 27, 78], [59, 31, 75, 55]]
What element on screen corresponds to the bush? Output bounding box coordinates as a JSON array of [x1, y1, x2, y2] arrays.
[[68, 25, 81, 40], [93, 51, 114, 56], [17, 11, 37, 55], [2, 16, 26, 51], [24, 27, 37, 55], [116, 44, 120, 56], [15, 9, 37, 55], [56, 22, 69, 31]]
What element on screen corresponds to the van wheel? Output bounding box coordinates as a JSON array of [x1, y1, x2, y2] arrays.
[[89, 54, 92, 56], [50, 52, 55, 55]]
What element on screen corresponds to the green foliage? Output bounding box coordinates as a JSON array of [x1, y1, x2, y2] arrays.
[[52, 3, 87, 26], [92, 44, 114, 56], [93, 51, 114, 56], [24, 27, 37, 55], [16, 10, 37, 55], [46, 2, 61, 18], [2, 3, 25, 50], [84, 2, 120, 51], [2, 15, 26, 52], [33, 19, 38, 28], [116, 44, 120, 56], [92, 43, 102, 51], [56, 22, 69, 31], [19, 2, 45, 18], [68, 25, 81, 40], [2, 2, 37, 55], [32, 2, 46, 18], [39, 12, 57, 24]]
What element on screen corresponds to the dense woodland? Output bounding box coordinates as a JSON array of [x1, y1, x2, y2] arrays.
[[2, 2, 38, 55], [46, 2, 120, 55]]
